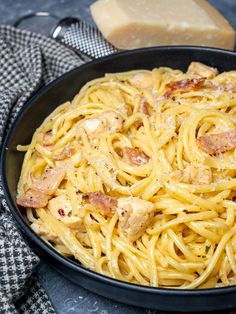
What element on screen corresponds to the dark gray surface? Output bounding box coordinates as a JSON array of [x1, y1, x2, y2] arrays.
[[1, 0, 236, 313]]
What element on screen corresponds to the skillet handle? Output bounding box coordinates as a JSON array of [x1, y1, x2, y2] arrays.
[[51, 17, 118, 61]]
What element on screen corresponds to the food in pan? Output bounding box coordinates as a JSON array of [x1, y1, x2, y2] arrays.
[[17, 61, 236, 289]]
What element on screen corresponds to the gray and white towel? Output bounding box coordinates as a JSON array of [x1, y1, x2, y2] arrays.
[[0, 25, 84, 314]]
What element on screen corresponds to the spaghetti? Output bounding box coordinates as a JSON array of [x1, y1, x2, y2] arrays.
[[17, 62, 236, 289]]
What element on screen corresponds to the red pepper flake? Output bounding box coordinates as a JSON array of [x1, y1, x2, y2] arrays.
[[58, 209, 65, 217]]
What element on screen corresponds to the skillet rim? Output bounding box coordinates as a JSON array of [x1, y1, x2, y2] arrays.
[[2, 45, 236, 298]]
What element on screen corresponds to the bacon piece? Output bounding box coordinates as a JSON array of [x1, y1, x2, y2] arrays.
[[165, 75, 236, 99], [53, 146, 74, 161], [197, 130, 236, 154], [164, 78, 205, 98], [17, 189, 50, 208], [31, 168, 65, 195], [85, 191, 117, 217], [135, 100, 149, 128], [140, 101, 149, 115], [117, 196, 155, 242], [187, 62, 218, 79], [166, 77, 206, 91], [123, 147, 149, 166]]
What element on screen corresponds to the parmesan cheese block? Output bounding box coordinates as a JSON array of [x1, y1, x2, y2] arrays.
[[90, 0, 235, 50]]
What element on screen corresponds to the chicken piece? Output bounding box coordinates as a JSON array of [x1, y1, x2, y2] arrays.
[[42, 132, 54, 146], [48, 195, 82, 229], [187, 62, 219, 79], [77, 110, 124, 139], [195, 167, 212, 184], [17, 189, 50, 208], [172, 169, 191, 184], [31, 219, 61, 243], [172, 165, 212, 185], [197, 130, 236, 154], [117, 196, 155, 242], [53, 145, 74, 161], [31, 167, 65, 195], [17, 167, 65, 209], [128, 72, 152, 89], [85, 191, 117, 217], [122, 147, 149, 166], [164, 77, 205, 98]]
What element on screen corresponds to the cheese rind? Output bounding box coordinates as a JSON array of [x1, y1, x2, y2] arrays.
[[90, 0, 235, 50]]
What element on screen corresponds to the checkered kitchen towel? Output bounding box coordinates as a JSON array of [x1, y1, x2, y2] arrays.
[[0, 25, 84, 314]]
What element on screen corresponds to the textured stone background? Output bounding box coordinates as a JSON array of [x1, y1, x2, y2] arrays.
[[1, 0, 236, 313]]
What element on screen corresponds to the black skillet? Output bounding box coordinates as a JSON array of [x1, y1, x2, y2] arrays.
[[2, 46, 236, 312]]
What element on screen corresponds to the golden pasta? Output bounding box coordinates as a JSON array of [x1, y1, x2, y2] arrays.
[[17, 62, 236, 289]]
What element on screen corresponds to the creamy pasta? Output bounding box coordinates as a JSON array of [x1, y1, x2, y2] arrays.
[[17, 62, 236, 289]]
